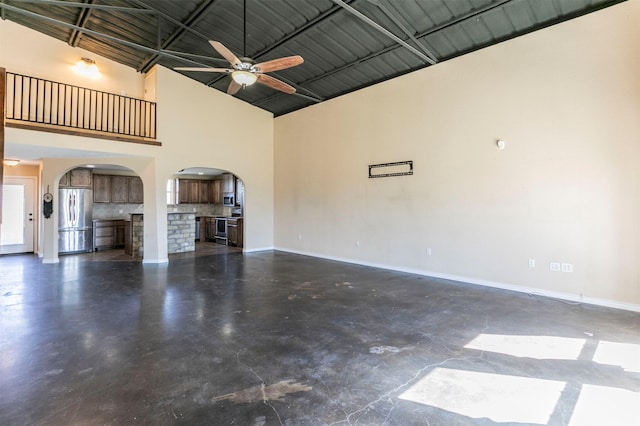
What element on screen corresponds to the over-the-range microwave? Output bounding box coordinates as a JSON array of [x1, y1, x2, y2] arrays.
[[223, 192, 235, 206]]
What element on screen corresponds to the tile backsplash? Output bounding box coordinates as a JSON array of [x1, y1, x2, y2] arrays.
[[93, 203, 143, 219], [92, 203, 225, 219]]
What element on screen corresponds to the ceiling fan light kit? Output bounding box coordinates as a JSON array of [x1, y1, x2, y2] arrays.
[[232, 70, 258, 86]]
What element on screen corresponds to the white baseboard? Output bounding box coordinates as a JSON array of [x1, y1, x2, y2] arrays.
[[42, 258, 59, 264], [243, 246, 275, 253], [143, 258, 169, 264], [274, 247, 640, 313]]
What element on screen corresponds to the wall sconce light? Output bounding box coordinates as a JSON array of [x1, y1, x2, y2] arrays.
[[74, 57, 100, 78], [3, 159, 20, 167]]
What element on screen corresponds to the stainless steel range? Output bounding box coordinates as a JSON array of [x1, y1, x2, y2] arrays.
[[214, 217, 227, 245]]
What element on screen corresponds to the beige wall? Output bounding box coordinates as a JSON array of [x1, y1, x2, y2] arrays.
[[3, 164, 39, 178], [0, 20, 144, 97], [1, 19, 275, 262], [274, 2, 640, 309]]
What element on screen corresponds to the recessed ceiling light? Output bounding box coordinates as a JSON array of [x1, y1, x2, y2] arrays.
[[197, 172, 204, 175], [86, 164, 96, 168]]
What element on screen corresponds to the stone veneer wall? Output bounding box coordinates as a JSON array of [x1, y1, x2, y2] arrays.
[[131, 214, 144, 258], [167, 213, 196, 254]]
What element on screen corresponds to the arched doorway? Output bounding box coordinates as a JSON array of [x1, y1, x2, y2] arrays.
[[58, 164, 143, 257], [167, 167, 244, 256]]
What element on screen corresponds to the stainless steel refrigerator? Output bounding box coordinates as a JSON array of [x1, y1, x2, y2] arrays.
[[58, 188, 93, 254]]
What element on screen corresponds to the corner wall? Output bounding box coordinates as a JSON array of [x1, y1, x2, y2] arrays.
[[274, 2, 640, 309]]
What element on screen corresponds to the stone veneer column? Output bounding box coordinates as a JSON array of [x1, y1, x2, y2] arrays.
[[167, 213, 195, 254]]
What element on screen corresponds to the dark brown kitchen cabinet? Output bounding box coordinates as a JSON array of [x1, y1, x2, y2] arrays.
[[199, 181, 211, 203], [128, 177, 143, 203], [204, 217, 217, 241], [93, 220, 115, 250], [178, 179, 203, 204], [93, 175, 111, 203], [58, 171, 70, 187], [93, 175, 143, 204], [227, 218, 243, 248], [60, 168, 92, 188], [114, 220, 126, 247], [110, 176, 129, 203], [70, 168, 92, 187], [212, 180, 222, 203]]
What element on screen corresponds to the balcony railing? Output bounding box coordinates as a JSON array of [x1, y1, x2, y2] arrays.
[[5, 72, 156, 140]]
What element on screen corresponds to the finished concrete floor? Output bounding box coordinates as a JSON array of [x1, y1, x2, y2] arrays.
[[1, 249, 639, 425]]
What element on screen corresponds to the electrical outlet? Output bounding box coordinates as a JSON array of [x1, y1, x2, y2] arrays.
[[528, 259, 535, 268], [550, 262, 561, 271], [562, 263, 573, 273], [426, 248, 432, 256]]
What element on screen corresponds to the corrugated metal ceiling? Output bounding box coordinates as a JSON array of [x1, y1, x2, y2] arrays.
[[0, 0, 625, 116]]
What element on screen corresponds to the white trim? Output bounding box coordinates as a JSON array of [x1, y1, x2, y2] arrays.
[[274, 247, 640, 313], [42, 258, 59, 264], [142, 258, 169, 264], [243, 246, 274, 253]]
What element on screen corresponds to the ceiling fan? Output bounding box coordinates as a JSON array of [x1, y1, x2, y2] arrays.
[[175, 40, 304, 95]]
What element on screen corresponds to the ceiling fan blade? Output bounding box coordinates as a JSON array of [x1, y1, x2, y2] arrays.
[[227, 80, 242, 95], [210, 40, 242, 67], [253, 56, 304, 73], [174, 67, 231, 73], [256, 73, 296, 94]]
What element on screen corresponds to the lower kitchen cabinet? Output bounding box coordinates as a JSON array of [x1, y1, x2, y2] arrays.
[[93, 219, 126, 250], [115, 221, 126, 247], [204, 217, 216, 242], [93, 220, 115, 250], [227, 218, 243, 248]]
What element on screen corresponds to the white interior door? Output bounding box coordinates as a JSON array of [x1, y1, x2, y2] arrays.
[[1, 177, 36, 254]]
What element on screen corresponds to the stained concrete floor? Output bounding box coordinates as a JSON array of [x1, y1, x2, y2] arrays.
[[1, 249, 639, 425]]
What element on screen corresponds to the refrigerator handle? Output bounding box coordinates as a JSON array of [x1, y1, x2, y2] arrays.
[[70, 193, 76, 224]]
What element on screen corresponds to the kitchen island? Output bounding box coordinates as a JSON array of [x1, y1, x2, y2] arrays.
[[126, 212, 197, 257]]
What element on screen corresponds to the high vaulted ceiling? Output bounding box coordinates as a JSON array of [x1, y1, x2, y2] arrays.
[[0, 0, 624, 116]]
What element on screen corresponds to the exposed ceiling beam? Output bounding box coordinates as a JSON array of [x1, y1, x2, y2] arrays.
[[0, 3, 216, 69], [68, 0, 93, 47], [259, 0, 517, 109], [365, 0, 438, 63], [330, 0, 436, 65], [204, 0, 358, 88], [10, 0, 155, 14], [138, 0, 220, 73]]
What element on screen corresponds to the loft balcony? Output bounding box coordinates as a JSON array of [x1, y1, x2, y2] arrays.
[[4, 71, 159, 145]]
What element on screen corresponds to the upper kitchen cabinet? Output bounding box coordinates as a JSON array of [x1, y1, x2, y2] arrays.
[[128, 177, 143, 204], [110, 176, 129, 203], [70, 168, 92, 187], [59, 168, 92, 188], [178, 179, 200, 204], [212, 180, 222, 204], [199, 180, 211, 204], [93, 175, 111, 203], [93, 175, 144, 204]]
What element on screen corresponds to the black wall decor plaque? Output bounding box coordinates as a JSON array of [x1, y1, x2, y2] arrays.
[[368, 161, 413, 178]]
